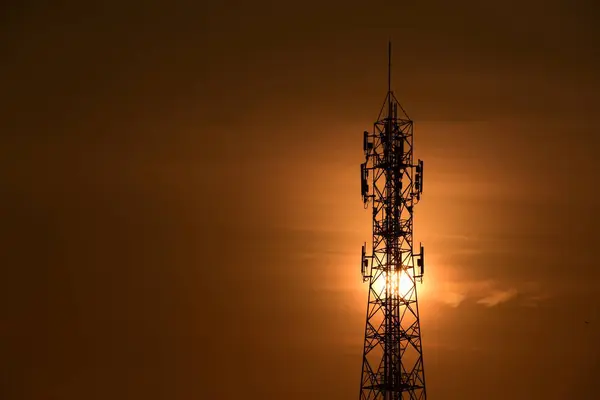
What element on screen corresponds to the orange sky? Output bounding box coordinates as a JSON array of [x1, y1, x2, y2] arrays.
[[1, 1, 599, 399]]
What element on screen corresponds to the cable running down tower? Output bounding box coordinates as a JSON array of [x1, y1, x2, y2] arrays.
[[358, 42, 427, 400]]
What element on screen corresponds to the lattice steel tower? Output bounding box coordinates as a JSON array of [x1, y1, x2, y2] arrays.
[[358, 42, 427, 400]]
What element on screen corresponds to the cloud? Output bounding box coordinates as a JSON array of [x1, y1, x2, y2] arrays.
[[433, 279, 545, 309], [520, 293, 552, 308], [476, 288, 518, 307], [440, 292, 467, 308]]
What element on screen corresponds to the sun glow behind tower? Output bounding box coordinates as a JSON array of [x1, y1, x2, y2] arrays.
[[368, 255, 418, 301]]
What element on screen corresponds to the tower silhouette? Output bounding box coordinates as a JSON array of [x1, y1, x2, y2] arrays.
[[358, 42, 427, 400]]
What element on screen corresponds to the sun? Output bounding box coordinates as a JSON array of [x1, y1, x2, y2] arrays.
[[371, 267, 416, 300]]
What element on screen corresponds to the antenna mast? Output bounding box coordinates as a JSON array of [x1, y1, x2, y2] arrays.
[[358, 42, 428, 399], [388, 41, 392, 96]]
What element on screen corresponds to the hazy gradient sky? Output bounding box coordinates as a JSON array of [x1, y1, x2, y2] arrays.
[[1, 1, 599, 399]]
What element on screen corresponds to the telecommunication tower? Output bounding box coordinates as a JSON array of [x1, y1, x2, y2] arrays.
[[358, 42, 427, 400]]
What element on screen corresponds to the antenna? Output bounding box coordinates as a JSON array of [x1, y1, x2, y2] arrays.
[[388, 40, 392, 95]]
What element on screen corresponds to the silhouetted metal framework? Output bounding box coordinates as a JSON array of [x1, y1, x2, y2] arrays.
[[358, 42, 427, 400]]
